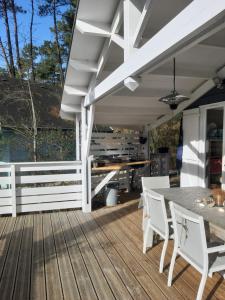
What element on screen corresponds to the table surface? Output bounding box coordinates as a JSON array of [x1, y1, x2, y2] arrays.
[[153, 187, 225, 231], [92, 160, 151, 171]]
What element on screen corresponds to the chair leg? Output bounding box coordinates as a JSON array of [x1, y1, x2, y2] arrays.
[[167, 246, 178, 286], [159, 237, 168, 273], [196, 273, 207, 300], [143, 226, 154, 253], [142, 206, 146, 231], [142, 217, 148, 231]]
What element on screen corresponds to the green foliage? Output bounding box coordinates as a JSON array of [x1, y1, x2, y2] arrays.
[[20, 43, 39, 74], [35, 40, 61, 83], [149, 114, 182, 168], [36, 129, 75, 161]]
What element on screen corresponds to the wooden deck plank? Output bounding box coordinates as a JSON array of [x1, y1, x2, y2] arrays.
[[42, 213, 63, 300], [0, 195, 224, 300], [119, 199, 224, 300], [90, 210, 168, 300], [0, 217, 16, 278], [0, 215, 25, 300], [13, 215, 34, 300], [127, 201, 225, 300], [51, 212, 81, 300], [92, 207, 185, 300], [76, 211, 150, 300], [59, 212, 98, 300], [75, 210, 134, 300], [105, 201, 199, 300], [30, 214, 47, 300], [115, 201, 214, 297], [66, 211, 115, 300]]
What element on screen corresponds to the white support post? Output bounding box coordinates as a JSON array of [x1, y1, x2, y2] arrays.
[[11, 164, 16, 217], [76, 114, 81, 161], [85, 105, 95, 159], [87, 155, 93, 206], [81, 101, 95, 213]]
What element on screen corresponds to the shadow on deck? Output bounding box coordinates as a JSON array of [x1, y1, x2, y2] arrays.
[[0, 192, 224, 299]]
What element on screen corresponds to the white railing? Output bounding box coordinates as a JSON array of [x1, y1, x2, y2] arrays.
[[0, 161, 82, 216]]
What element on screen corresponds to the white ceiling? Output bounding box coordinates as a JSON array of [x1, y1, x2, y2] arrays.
[[61, 0, 225, 128]]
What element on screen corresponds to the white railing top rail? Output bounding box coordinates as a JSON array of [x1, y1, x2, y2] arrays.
[[0, 160, 82, 166]]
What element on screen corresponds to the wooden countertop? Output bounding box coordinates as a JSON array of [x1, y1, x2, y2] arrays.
[[92, 160, 151, 171]]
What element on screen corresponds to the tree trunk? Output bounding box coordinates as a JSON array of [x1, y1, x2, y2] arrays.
[[53, 0, 64, 87], [10, 0, 22, 77], [2, 0, 15, 77], [27, 80, 37, 162], [30, 0, 35, 81], [0, 37, 11, 76]]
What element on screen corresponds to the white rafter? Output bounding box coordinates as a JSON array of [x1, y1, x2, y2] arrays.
[[76, 19, 111, 37], [70, 59, 98, 73], [64, 85, 88, 96], [96, 1, 124, 77]]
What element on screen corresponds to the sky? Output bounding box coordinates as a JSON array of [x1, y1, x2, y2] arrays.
[[0, 0, 56, 68]]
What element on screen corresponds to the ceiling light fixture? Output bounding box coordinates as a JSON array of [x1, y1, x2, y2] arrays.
[[158, 58, 190, 110]]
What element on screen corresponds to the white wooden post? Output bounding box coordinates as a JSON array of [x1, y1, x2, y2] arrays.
[[81, 101, 88, 212], [81, 101, 95, 212], [88, 155, 93, 206], [11, 164, 16, 217], [76, 114, 81, 160]]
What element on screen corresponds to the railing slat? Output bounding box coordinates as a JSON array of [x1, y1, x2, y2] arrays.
[[16, 200, 82, 213], [0, 161, 83, 216], [16, 173, 82, 184], [17, 185, 82, 196], [17, 193, 82, 204]]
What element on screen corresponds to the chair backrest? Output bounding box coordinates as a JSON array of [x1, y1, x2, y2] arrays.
[[143, 189, 168, 236], [169, 202, 208, 270], [142, 176, 170, 191]]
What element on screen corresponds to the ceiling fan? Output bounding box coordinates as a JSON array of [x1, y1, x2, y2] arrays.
[[158, 58, 189, 110]]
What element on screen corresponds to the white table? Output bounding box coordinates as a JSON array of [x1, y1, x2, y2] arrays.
[[152, 187, 225, 240]]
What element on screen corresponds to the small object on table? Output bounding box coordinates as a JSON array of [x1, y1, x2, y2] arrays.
[[212, 189, 225, 207]]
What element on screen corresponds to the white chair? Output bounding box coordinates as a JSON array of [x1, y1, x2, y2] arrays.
[[168, 202, 225, 300], [143, 189, 173, 273], [141, 176, 170, 231]]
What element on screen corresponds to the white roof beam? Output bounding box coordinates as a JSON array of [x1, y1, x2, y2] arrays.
[[111, 34, 124, 49], [64, 85, 88, 96], [76, 19, 111, 37], [133, 0, 153, 48], [123, 0, 141, 60], [85, 0, 225, 107], [70, 59, 98, 73]]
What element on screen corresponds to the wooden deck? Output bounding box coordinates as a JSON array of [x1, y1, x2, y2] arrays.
[[0, 195, 225, 299]]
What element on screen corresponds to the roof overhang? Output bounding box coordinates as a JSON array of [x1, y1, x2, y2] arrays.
[[61, 0, 225, 129]]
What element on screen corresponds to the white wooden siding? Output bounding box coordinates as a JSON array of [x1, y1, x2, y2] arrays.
[[0, 161, 82, 216], [91, 131, 147, 159], [90, 132, 148, 192]]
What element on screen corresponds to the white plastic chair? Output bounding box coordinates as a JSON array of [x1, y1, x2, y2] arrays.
[[143, 189, 173, 273], [168, 202, 225, 300], [141, 176, 170, 231]]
